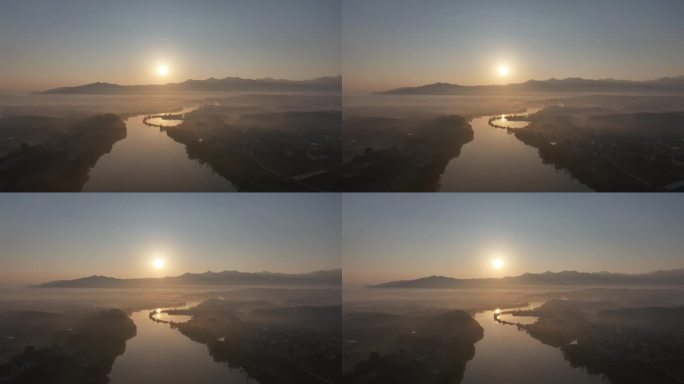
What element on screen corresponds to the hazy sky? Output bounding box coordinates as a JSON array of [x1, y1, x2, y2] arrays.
[[343, 194, 684, 286], [0, 194, 340, 286], [343, 0, 684, 92], [0, 0, 340, 91]]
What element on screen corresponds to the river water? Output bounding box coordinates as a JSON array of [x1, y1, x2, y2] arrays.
[[439, 112, 591, 191], [83, 109, 235, 191], [110, 302, 255, 384], [462, 304, 606, 384]]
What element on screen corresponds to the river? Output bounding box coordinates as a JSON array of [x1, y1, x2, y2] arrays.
[[110, 301, 255, 384], [462, 303, 606, 384], [83, 108, 235, 191], [439, 111, 591, 191]]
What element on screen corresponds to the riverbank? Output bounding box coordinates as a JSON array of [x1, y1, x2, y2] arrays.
[[109, 303, 251, 384], [161, 107, 341, 191], [343, 309, 483, 384], [439, 110, 590, 191], [173, 299, 340, 384], [513, 108, 684, 191], [142, 113, 185, 129], [342, 114, 474, 191], [488, 113, 531, 130], [0, 309, 136, 383], [0, 114, 126, 191], [462, 303, 605, 384], [83, 111, 234, 191], [518, 299, 684, 383]]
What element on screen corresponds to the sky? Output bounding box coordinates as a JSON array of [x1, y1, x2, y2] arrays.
[[0, 0, 340, 91], [342, 194, 684, 286], [343, 0, 684, 92], [0, 194, 340, 286]]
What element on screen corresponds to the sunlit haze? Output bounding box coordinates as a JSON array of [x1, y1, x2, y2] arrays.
[[156, 65, 169, 77], [152, 257, 166, 270], [0, 194, 340, 285], [491, 257, 505, 271], [342, 194, 684, 285], [497, 65, 509, 77], [343, 0, 684, 91], [0, 0, 340, 91]]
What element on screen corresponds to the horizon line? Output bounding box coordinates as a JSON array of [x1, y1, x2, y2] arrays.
[[32, 267, 342, 284], [355, 266, 684, 286], [342, 74, 684, 94], [25, 74, 343, 94]]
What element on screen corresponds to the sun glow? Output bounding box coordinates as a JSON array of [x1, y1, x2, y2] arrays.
[[157, 65, 169, 77], [491, 257, 505, 270], [497, 65, 509, 77], [153, 258, 166, 270]]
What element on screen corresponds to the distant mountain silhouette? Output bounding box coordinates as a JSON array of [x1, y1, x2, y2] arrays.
[[371, 268, 684, 288], [381, 76, 684, 95], [41, 76, 341, 95], [34, 269, 341, 288]]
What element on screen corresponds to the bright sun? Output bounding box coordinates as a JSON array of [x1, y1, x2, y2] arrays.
[[157, 65, 169, 77], [491, 258, 505, 270], [153, 258, 166, 270], [497, 65, 509, 77]]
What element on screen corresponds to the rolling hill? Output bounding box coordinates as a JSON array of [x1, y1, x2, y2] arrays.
[[381, 76, 684, 95], [34, 269, 341, 288], [371, 268, 684, 288], [41, 75, 341, 95]]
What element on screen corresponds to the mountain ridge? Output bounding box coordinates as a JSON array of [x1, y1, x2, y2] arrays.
[[34, 268, 342, 288], [380, 76, 684, 95], [370, 268, 684, 288], [40, 75, 341, 95]]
